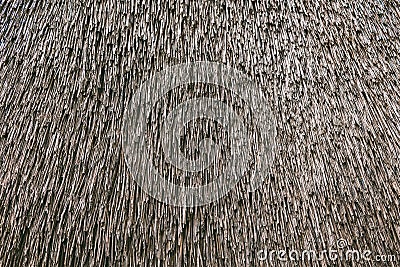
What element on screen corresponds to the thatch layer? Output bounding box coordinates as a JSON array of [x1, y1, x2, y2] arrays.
[[1, 0, 400, 266]]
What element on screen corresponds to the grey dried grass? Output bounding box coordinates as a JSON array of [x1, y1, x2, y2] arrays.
[[0, 0, 400, 266]]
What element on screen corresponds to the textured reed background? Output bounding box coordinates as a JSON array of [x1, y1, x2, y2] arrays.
[[1, 0, 400, 266]]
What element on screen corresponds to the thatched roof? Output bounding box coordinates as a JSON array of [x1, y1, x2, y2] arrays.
[[1, 0, 399, 266]]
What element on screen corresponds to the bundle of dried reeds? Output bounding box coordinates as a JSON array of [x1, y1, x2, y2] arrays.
[[0, 0, 399, 266]]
